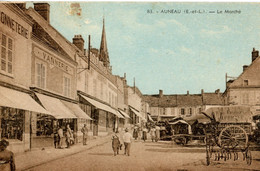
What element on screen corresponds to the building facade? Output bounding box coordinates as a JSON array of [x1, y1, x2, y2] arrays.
[[143, 89, 223, 122], [224, 48, 260, 116]]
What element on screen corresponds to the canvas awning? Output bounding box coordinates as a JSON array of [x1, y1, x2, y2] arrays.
[[61, 101, 92, 120], [80, 94, 124, 118], [130, 107, 146, 121], [118, 109, 130, 118], [0, 86, 50, 114], [36, 93, 77, 119]]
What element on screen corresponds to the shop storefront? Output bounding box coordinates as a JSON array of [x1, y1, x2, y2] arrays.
[[0, 86, 50, 153], [30, 92, 92, 148], [79, 93, 124, 136]]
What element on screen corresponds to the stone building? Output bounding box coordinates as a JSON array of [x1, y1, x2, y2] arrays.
[[76, 19, 124, 136], [143, 89, 223, 122], [26, 3, 92, 148], [0, 3, 52, 153], [223, 48, 260, 116]]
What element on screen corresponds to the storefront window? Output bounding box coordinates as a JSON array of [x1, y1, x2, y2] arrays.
[[36, 114, 54, 136], [0, 107, 24, 141]]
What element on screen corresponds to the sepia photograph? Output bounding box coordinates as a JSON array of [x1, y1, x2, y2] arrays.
[[0, 1, 260, 170]]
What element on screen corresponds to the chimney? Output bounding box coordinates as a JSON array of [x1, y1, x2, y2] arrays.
[[34, 3, 50, 23], [201, 89, 204, 95], [16, 3, 26, 10], [124, 73, 126, 79], [215, 89, 220, 94], [252, 48, 259, 62], [159, 90, 163, 98], [187, 90, 189, 95], [73, 35, 85, 52], [243, 65, 248, 71]]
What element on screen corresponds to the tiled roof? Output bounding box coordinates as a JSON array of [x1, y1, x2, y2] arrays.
[[143, 93, 223, 107], [203, 93, 223, 105]]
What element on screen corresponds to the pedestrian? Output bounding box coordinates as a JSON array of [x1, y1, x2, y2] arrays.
[[65, 124, 73, 148], [155, 125, 160, 142], [133, 125, 138, 140], [57, 126, 64, 149], [53, 128, 60, 148], [111, 131, 121, 156], [123, 128, 132, 156], [150, 127, 156, 142], [0, 139, 15, 171], [142, 127, 148, 142], [81, 124, 88, 145]]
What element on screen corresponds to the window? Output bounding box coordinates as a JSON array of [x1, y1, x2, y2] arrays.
[[36, 62, 46, 88], [243, 80, 249, 86], [242, 93, 249, 104], [1, 34, 14, 75], [64, 76, 71, 97], [187, 108, 192, 117], [1, 107, 24, 141], [181, 108, 185, 115]]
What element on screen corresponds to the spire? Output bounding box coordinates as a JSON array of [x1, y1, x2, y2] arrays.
[[99, 17, 110, 67]]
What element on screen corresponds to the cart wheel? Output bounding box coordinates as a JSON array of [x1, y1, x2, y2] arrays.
[[218, 125, 248, 150], [246, 150, 252, 165]]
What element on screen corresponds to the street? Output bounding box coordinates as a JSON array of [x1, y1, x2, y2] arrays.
[[24, 139, 260, 171]]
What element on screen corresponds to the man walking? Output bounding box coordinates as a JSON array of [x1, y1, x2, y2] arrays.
[[81, 124, 88, 145], [123, 128, 132, 156]]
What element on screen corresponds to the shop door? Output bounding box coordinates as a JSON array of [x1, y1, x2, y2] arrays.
[[92, 109, 99, 136]]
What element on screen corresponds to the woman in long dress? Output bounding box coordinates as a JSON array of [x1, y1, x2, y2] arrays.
[[0, 139, 15, 171], [133, 126, 138, 140]]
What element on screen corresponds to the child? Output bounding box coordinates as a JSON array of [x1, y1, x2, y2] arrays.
[[111, 131, 121, 156]]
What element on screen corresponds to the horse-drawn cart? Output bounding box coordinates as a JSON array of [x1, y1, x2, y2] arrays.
[[202, 106, 253, 166]]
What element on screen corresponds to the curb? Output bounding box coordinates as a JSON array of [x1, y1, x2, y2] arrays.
[[19, 136, 111, 171]]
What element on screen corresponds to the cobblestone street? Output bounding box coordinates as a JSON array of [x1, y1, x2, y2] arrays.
[[24, 139, 260, 171]]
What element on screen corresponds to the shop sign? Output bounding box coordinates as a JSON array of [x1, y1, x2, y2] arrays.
[[33, 46, 73, 75], [0, 11, 29, 39]]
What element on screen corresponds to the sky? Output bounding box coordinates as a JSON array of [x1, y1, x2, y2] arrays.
[[28, 2, 260, 95]]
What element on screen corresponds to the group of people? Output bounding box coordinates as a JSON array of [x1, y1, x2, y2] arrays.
[[111, 128, 132, 156], [133, 125, 161, 142], [54, 123, 89, 149], [111, 125, 162, 157]]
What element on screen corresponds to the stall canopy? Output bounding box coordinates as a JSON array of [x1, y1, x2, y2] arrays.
[[169, 120, 189, 125], [80, 94, 124, 118], [130, 107, 146, 121], [61, 101, 92, 120], [0, 86, 50, 114], [36, 93, 77, 119], [118, 109, 130, 118]]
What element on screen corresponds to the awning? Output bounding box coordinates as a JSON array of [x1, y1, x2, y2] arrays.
[[61, 101, 92, 120], [80, 94, 124, 118], [130, 107, 146, 121], [118, 109, 130, 118], [0, 86, 50, 114], [36, 93, 77, 119]]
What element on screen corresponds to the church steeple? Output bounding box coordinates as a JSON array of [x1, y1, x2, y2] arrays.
[[99, 17, 110, 67]]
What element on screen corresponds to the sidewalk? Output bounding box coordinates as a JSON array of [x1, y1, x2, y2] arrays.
[[15, 135, 111, 171]]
